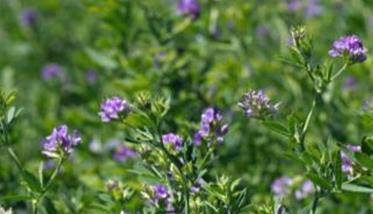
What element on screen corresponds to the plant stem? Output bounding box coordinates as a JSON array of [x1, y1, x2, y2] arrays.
[[300, 97, 316, 150], [198, 148, 213, 170], [32, 157, 64, 214], [330, 63, 347, 81], [7, 146, 24, 172], [155, 122, 190, 214], [310, 191, 320, 214]]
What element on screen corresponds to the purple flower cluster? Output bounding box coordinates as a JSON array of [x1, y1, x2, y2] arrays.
[[152, 184, 174, 213], [287, 0, 322, 17], [329, 35, 367, 63], [86, 70, 98, 85], [99, 96, 130, 122], [191, 178, 205, 193], [295, 180, 314, 200], [153, 184, 169, 200], [341, 144, 361, 174], [113, 145, 137, 162], [20, 8, 38, 26], [343, 76, 357, 91], [193, 107, 228, 145], [42, 64, 65, 82], [287, 0, 302, 11], [271, 176, 293, 197], [41, 125, 82, 157], [162, 133, 183, 151], [238, 90, 278, 118], [272, 176, 314, 199], [177, 0, 200, 19]]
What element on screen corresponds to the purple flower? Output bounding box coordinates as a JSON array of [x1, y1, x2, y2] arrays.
[[328, 35, 367, 63], [153, 184, 170, 200], [20, 8, 38, 26], [43, 160, 56, 171], [341, 144, 361, 174], [191, 178, 205, 193], [305, 0, 322, 17], [295, 180, 314, 200], [343, 76, 357, 90], [194, 107, 228, 145], [193, 132, 202, 146], [238, 90, 279, 118], [41, 125, 82, 157], [177, 0, 200, 19], [42, 64, 65, 81], [288, 0, 302, 12], [256, 25, 270, 38], [151, 184, 174, 213], [86, 70, 98, 85], [99, 96, 130, 122], [271, 176, 293, 197], [162, 133, 183, 151], [113, 145, 137, 162]]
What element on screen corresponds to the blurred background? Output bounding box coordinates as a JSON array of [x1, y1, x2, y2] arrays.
[[1, 0, 373, 213]]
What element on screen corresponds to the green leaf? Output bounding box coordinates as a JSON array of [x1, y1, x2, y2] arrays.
[[44, 197, 58, 213], [262, 121, 289, 137], [355, 153, 373, 170], [342, 183, 373, 193], [6, 106, 15, 124], [334, 150, 342, 190], [0, 194, 32, 202], [39, 162, 44, 188], [306, 173, 332, 190], [23, 170, 42, 193], [362, 136, 373, 155]]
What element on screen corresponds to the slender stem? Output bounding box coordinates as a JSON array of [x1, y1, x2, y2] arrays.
[[300, 97, 317, 150], [310, 191, 320, 214], [32, 157, 64, 214], [43, 157, 64, 194], [7, 147, 24, 172], [32, 200, 38, 214], [330, 63, 347, 81], [198, 148, 214, 170]]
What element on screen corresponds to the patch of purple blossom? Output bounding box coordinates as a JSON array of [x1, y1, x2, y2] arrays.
[[42, 63, 65, 82], [20, 8, 38, 26], [287, 0, 302, 12], [41, 125, 82, 158], [99, 96, 131, 122], [177, 0, 200, 19], [86, 70, 98, 85], [271, 176, 293, 197], [305, 0, 322, 17], [191, 178, 205, 193], [113, 145, 137, 162], [151, 184, 174, 212], [341, 144, 361, 174], [328, 35, 367, 63], [238, 90, 279, 119], [193, 107, 228, 145], [295, 180, 314, 200], [343, 76, 357, 91], [162, 133, 183, 151]]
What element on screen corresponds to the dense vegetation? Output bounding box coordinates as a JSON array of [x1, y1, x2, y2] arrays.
[[1, 0, 373, 213]]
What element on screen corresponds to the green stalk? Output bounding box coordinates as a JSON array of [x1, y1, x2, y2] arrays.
[[310, 191, 320, 214], [32, 157, 64, 214], [300, 97, 316, 151], [330, 63, 348, 81]]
